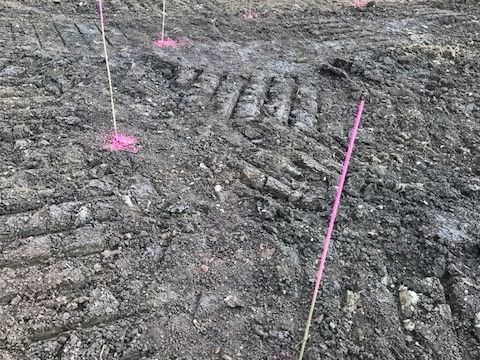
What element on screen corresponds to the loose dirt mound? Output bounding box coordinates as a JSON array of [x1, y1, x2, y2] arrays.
[[0, 1, 479, 359]]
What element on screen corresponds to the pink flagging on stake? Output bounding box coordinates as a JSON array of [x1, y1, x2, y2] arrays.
[[298, 98, 365, 360], [98, 0, 105, 36], [154, 0, 191, 48], [97, 0, 139, 154]]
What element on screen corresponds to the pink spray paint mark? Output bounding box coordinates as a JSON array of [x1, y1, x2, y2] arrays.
[[104, 133, 138, 153], [352, 0, 370, 9], [153, 37, 191, 48], [309, 98, 365, 314], [243, 9, 259, 20]]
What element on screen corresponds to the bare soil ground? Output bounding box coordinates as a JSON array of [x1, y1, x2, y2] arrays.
[[1, 0, 479, 359]]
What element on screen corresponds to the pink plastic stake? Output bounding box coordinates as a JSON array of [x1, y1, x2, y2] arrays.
[[97, 0, 118, 136], [154, 0, 191, 48], [161, 0, 166, 41], [298, 98, 365, 360], [97, 1, 139, 154]]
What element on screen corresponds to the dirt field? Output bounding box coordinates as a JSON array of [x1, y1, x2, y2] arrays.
[[1, 0, 479, 359]]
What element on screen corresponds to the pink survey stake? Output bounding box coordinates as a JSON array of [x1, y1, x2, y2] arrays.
[[154, 0, 191, 48], [299, 98, 365, 358], [97, 0, 139, 154], [313, 99, 364, 295]]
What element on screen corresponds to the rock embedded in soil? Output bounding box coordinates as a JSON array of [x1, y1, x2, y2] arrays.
[[242, 164, 266, 189], [399, 285, 420, 315], [87, 288, 119, 320], [265, 176, 302, 202], [403, 319, 415, 332], [224, 294, 244, 308]]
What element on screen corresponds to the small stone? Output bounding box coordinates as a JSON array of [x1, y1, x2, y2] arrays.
[[243, 127, 263, 140], [242, 164, 266, 189], [268, 329, 288, 340], [58, 336, 67, 343], [214, 184, 222, 193], [63, 116, 81, 125], [0, 65, 19, 76], [93, 263, 102, 272], [75, 206, 90, 224], [403, 319, 415, 332], [265, 176, 300, 202], [102, 249, 120, 259], [297, 152, 336, 177], [167, 203, 188, 214], [10, 295, 21, 306], [183, 222, 195, 233], [313, 314, 324, 324], [222, 355, 233, 360], [253, 325, 268, 337], [14, 139, 31, 149], [259, 243, 276, 259], [66, 302, 78, 311], [77, 296, 89, 304], [56, 296, 69, 305], [372, 165, 387, 177], [346, 290, 361, 315], [399, 286, 420, 310], [88, 288, 119, 318], [224, 295, 243, 308], [122, 195, 135, 208]]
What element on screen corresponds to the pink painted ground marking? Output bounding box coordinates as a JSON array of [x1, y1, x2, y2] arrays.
[[243, 9, 259, 19], [104, 133, 138, 153], [153, 38, 191, 48], [352, 0, 370, 8]]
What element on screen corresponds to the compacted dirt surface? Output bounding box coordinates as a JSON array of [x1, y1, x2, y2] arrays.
[[1, 0, 480, 359]]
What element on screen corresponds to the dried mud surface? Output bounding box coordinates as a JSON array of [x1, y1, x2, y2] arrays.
[[0, 0, 479, 359]]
